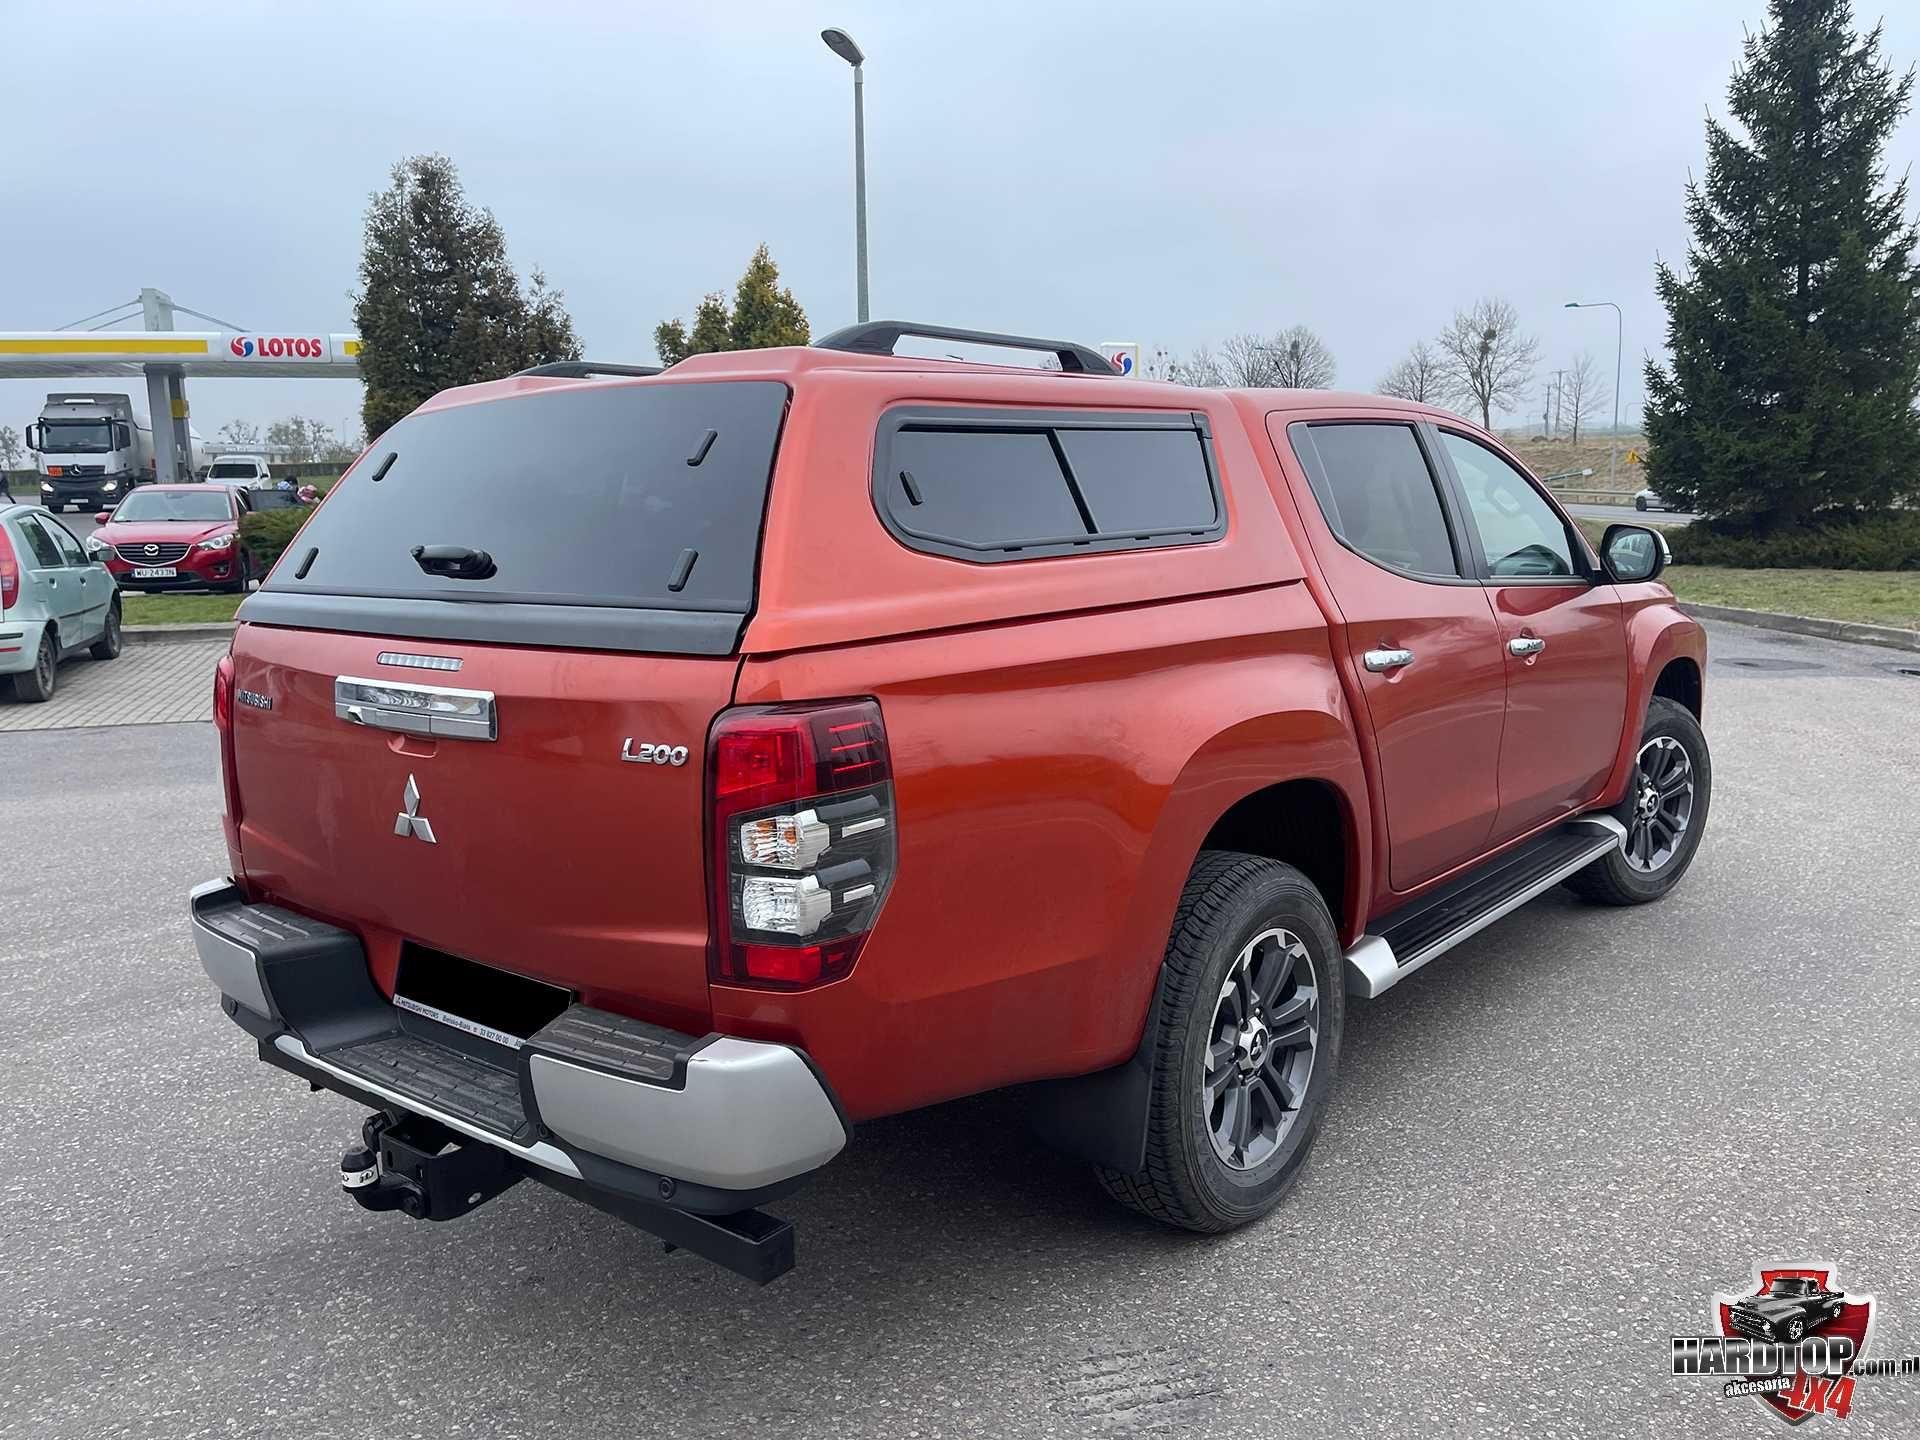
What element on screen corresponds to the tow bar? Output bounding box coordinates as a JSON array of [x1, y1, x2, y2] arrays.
[[337, 1111, 797, 1284], [340, 1113, 521, 1221]]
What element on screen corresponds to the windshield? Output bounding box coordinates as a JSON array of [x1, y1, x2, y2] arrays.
[[39, 421, 113, 453], [110, 491, 233, 523], [1767, 1278, 1813, 1297]]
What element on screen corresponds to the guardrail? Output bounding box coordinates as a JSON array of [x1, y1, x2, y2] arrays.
[[1547, 488, 1634, 506]]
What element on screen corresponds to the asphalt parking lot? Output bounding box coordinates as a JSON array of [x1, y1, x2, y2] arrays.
[[2, 618, 1915, 1439]]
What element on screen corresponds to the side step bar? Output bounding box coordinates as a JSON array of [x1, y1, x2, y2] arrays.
[[1342, 815, 1625, 998]]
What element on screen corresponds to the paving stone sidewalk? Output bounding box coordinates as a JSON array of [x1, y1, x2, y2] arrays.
[[0, 636, 225, 731]]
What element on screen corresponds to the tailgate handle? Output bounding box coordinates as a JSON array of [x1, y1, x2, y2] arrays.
[[335, 676, 496, 742]]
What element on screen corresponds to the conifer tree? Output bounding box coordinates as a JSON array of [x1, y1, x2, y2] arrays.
[[1644, 0, 1920, 528]]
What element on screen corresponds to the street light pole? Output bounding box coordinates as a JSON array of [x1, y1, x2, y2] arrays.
[[1565, 301, 1622, 485], [822, 28, 869, 322]]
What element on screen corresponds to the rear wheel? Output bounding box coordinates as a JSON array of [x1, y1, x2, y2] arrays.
[[1565, 696, 1710, 905], [1094, 852, 1343, 1233], [13, 632, 57, 703], [89, 603, 123, 661]]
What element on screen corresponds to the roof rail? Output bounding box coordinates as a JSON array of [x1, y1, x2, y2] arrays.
[[513, 361, 663, 379], [813, 321, 1118, 376]]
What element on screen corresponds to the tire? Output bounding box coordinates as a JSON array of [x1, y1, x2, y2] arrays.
[[1094, 851, 1344, 1233], [13, 632, 57, 703], [1635, 497, 1648, 512], [89, 603, 122, 661], [1784, 1318, 1806, 1343], [1565, 696, 1711, 906]]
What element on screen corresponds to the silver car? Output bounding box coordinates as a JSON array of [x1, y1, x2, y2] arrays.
[[0, 503, 122, 702]]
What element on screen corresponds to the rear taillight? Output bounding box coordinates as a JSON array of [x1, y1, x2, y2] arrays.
[[0, 525, 16, 612], [212, 653, 242, 825], [708, 699, 896, 989]]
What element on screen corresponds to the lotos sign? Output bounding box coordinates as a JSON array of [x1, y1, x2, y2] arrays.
[[230, 335, 327, 360]]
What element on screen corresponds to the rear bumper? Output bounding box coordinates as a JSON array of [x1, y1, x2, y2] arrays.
[[189, 879, 849, 1204], [0, 618, 51, 674]]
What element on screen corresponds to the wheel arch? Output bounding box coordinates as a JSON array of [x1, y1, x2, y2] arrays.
[[1599, 601, 1707, 808], [1028, 719, 1370, 1175]]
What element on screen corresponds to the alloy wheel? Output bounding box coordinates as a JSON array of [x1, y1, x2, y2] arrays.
[[1204, 927, 1319, 1171], [1625, 735, 1694, 872]]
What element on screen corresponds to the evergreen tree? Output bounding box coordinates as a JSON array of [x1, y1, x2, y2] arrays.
[[653, 246, 810, 365], [354, 154, 582, 439], [1644, 0, 1920, 529]]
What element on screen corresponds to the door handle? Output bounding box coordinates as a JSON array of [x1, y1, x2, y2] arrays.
[[1363, 648, 1415, 673], [1508, 636, 1546, 657]]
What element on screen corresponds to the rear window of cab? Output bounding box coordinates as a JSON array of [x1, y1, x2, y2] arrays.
[[871, 407, 1225, 561]]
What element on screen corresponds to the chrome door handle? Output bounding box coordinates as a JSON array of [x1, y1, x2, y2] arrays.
[[1363, 648, 1415, 673], [1508, 636, 1546, 657]]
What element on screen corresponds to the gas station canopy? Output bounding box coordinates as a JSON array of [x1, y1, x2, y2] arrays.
[[0, 330, 362, 379]]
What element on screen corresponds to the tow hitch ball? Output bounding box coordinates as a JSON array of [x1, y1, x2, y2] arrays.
[[339, 1112, 521, 1221]]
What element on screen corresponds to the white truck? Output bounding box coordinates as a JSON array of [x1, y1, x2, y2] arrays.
[[25, 393, 205, 512]]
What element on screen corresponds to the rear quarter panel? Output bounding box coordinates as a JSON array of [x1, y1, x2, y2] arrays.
[[722, 583, 1368, 1122]]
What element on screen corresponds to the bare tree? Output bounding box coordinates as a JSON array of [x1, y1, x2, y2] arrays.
[[1171, 344, 1226, 387], [1435, 297, 1539, 430], [1376, 340, 1445, 402], [1214, 327, 1336, 388], [1265, 326, 1336, 388], [1558, 351, 1608, 444], [218, 419, 262, 447], [1218, 333, 1277, 387]]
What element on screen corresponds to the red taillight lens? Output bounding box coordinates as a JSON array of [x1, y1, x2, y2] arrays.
[[0, 525, 17, 612], [708, 699, 896, 989], [212, 653, 242, 825]]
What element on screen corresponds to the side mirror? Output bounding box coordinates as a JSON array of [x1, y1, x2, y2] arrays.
[[24, 423, 39, 451], [94, 511, 112, 526], [1600, 523, 1667, 583]]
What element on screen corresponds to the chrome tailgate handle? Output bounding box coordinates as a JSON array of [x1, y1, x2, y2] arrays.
[[1363, 648, 1415, 673], [334, 675, 496, 741]]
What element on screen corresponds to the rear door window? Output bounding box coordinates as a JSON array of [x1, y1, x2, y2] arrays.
[[1288, 422, 1460, 579], [874, 408, 1224, 561], [17, 516, 63, 569], [39, 517, 87, 566]]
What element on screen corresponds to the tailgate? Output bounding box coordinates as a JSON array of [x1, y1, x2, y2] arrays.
[[219, 376, 791, 1032], [228, 624, 733, 1032]]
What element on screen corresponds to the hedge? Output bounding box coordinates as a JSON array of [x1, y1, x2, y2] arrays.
[[1665, 511, 1920, 571], [239, 507, 313, 570]]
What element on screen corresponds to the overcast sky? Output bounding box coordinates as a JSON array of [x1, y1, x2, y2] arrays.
[[5, 0, 1917, 443]]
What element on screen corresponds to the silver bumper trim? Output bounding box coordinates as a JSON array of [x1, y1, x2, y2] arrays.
[[529, 1039, 848, 1191], [189, 878, 273, 1018], [271, 1034, 585, 1180]]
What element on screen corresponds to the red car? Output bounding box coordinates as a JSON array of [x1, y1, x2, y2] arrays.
[[89, 484, 256, 593], [191, 324, 1708, 1282]]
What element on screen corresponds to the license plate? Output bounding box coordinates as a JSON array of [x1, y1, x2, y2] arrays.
[[131, 566, 177, 579]]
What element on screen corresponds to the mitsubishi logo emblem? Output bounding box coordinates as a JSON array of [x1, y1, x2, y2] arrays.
[[393, 774, 436, 843]]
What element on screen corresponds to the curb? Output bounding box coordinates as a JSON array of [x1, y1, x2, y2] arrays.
[[1680, 602, 1920, 654], [126, 622, 237, 644]]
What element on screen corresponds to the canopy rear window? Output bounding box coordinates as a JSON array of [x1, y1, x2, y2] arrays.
[[250, 380, 788, 653]]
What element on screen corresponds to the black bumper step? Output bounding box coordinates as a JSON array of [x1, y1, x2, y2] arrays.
[[325, 1033, 528, 1138], [526, 1006, 707, 1088]]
